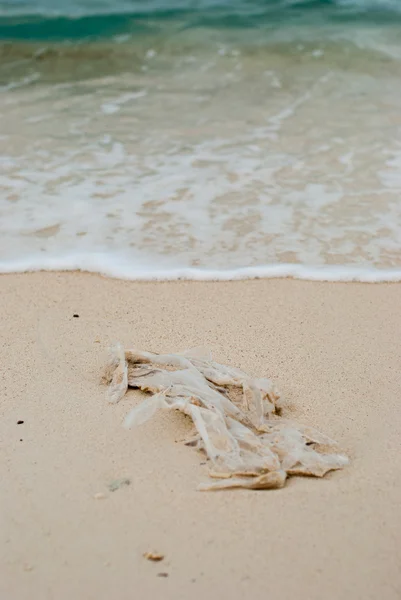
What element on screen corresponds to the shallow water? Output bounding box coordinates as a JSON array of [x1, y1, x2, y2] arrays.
[[1, 0, 401, 280]]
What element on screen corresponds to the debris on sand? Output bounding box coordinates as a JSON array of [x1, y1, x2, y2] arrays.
[[103, 345, 348, 491], [108, 478, 131, 492], [93, 492, 107, 500], [144, 552, 165, 562]]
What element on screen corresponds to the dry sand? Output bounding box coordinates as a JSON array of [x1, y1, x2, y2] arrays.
[[1, 273, 401, 600]]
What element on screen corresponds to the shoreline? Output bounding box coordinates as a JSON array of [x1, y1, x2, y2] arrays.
[[2, 263, 401, 282], [1, 272, 401, 599]]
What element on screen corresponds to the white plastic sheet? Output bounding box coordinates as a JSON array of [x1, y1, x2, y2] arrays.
[[103, 345, 348, 490]]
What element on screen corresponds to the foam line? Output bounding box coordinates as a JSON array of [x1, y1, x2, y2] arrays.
[[1, 254, 401, 282]]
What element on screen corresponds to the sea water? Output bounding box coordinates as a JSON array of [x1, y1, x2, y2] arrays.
[[1, 0, 401, 281]]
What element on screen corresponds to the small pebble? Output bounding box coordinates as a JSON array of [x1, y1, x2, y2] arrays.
[[23, 564, 33, 572], [93, 492, 107, 500], [157, 572, 169, 578]]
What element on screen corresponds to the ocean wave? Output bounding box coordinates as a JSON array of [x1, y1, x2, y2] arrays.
[[2, 0, 401, 18], [1, 0, 401, 41], [2, 254, 401, 282], [2, 0, 401, 282], [0, 253, 401, 283]]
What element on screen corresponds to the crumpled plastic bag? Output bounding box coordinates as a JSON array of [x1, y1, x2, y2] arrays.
[[102, 345, 348, 490]]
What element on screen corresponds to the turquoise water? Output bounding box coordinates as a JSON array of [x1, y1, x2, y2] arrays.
[[2, 0, 401, 38], [1, 0, 401, 280]]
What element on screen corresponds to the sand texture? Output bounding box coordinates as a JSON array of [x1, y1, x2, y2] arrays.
[[1, 273, 400, 600]]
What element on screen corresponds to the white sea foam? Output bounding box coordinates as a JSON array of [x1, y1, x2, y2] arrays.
[[1, 29, 401, 283], [101, 90, 147, 114], [1, 254, 401, 282], [0, 73, 41, 92]]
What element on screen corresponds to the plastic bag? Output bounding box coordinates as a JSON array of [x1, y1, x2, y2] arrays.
[[103, 345, 348, 490]]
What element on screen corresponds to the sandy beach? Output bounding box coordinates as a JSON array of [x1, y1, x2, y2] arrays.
[[1, 273, 401, 600]]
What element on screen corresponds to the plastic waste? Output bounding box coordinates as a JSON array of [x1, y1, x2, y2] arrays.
[[102, 345, 348, 490]]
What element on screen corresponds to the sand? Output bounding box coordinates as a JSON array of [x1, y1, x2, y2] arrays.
[[1, 272, 401, 600]]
